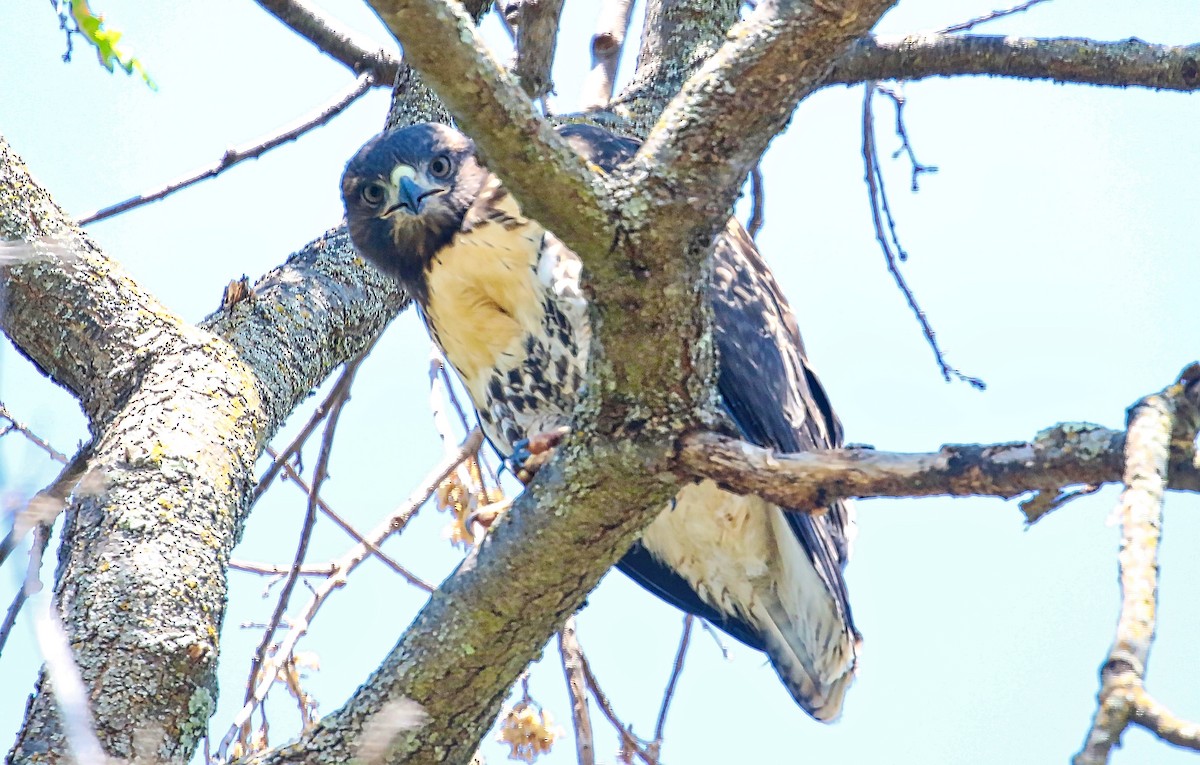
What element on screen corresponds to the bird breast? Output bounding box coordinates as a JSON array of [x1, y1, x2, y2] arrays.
[[422, 217, 590, 455]]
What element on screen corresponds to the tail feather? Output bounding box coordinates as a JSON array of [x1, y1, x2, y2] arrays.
[[758, 507, 860, 721]]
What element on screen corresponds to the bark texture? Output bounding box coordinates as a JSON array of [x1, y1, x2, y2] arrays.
[[828, 34, 1200, 92], [677, 426, 1200, 521]]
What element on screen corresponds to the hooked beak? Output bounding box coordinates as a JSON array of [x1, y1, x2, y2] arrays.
[[386, 176, 442, 216]]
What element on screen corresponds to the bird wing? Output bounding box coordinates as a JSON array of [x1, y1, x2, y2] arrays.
[[556, 123, 856, 642]]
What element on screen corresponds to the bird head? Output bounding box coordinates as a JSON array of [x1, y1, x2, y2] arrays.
[[341, 123, 488, 287]]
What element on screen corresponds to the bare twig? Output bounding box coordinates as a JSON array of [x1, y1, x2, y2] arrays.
[[938, 0, 1052, 34], [228, 559, 339, 577], [252, 0, 400, 82], [78, 73, 374, 225], [862, 84, 984, 388], [216, 431, 482, 763], [268, 447, 434, 592], [0, 402, 68, 463], [675, 423, 1200, 519], [747, 165, 765, 240], [557, 617, 595, 765], [256, 340, 377, 500], [579, 653, 653, 765], [1073, 368, 1199, 764], [0, 523, 49, 656], [874, 85, 938, 192], [580, 0, 636, 110], [243, 351, 361, 731], [649, 615, 693, 759], [1, 445, 94, 568], [697, 619, 730, 659], [1130, 685, 1200, 752]]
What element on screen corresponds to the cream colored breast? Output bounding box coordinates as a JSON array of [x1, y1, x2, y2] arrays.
[[423, 218, 547, 403]]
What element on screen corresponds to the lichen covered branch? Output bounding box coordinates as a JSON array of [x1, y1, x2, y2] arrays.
[[827, 34, 1200, 92], [676, 423, 1200, 520], [1074, 367, 1200, 764]]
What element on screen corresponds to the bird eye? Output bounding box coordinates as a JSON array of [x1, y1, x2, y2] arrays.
[[429, 155, 454, 179], [361, 182, 387, 207]]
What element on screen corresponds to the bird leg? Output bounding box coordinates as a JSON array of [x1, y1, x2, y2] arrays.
[[464, 427, 569, 544], [510, 426, 570, 483]]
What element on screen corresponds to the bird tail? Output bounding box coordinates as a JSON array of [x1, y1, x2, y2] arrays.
[[758, 508, 860, 721]]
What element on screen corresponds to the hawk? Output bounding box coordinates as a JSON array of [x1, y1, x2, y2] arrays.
[[342, 122, 861, 720]]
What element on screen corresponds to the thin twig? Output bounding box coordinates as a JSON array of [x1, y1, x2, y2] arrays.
[[0, 445, 94, 568], [747, 165, 765, 240], [0, 402, 68, 463], [557, 617, 595, 765], [580, 0, 636, 110], [30, 527, 106, 765], [697, 618, 730, 659], [243, 354, 362, 715], [228, 559, 339, 577], [579, 653, 654, 765], [252, 0, 401, 82], [216, 431, 482, 763], [1130, 685, 1200, 752], [0, 523, 49, 656], [256, 339, 378, 500], [874, 85, 939, 193], [78, 73, 374, 225], [938, 0, 1052, 34], [268, 448, 435, 592], [861, 84, 984, 389], [649, 615, 693, 760]]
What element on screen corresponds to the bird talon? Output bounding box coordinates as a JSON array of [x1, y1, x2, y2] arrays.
[[509, 427, 570, 483]]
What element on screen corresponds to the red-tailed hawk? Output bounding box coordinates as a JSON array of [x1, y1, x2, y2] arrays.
[[342, 122, 861, 720]]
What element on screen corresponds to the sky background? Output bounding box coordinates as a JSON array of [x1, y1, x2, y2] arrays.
[[2, 1, 1200, 764]]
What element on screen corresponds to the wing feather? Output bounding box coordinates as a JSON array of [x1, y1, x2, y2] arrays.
[[555, 122, 857, 642]]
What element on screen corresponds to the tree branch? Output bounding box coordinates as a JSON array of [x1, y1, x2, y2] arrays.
[[675, 424, 1200, 521], [626, 0, 900, 289], [509, 0, 566, 100], [252, 0, 400, 83], [364, 0, 613, 259], [827, 34, 1200, 92], [1072, 366, 1200, 763], [608, 0, 739, 131], [580, 0, 636, 110], [557, 618, 595, 765], [4, 44, 453, 761], [78, 73, 375, 225]]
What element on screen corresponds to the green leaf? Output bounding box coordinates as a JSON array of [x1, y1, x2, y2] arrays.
[[68, 0, 157, 90]]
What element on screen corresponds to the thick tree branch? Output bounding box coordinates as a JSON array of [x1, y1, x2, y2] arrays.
[[253, 0, 400, 83], [625, 0, 899, 288], [609, 0, 740, 131], [4, 137, 273, 763], [3, 44, 454, 761], [676, 424, 1200, 521], [827, 34, 1200, 92], [509, 0, 566, 100]]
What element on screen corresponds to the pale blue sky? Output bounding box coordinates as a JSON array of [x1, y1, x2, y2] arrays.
[[3, 2, 1200, 764]]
